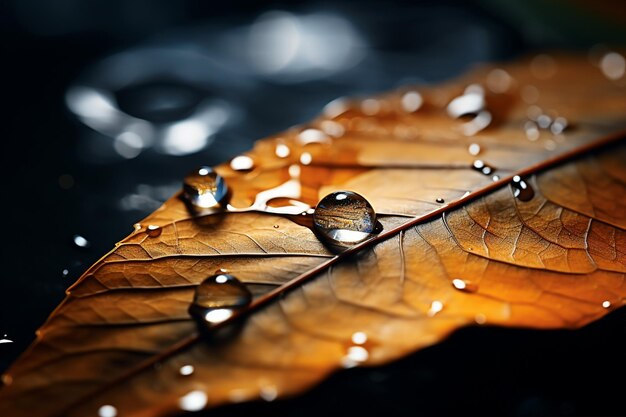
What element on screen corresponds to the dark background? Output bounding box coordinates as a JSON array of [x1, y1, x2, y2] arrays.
[[1, 1, 626, 416]]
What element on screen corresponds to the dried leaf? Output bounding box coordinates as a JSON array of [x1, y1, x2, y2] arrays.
[[1, 55, 626, 417]]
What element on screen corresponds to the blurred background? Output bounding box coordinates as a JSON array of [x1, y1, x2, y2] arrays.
[[1, 1, 626, 416]]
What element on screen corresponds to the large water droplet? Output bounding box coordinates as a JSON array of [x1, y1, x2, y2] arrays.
[[183, 166, 228, 209], [189, 273, 252, 327], [511, 175, 535, 202], [313, 191, 377, 249]]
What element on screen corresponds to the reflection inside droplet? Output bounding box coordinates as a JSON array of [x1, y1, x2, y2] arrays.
[[183, 166, 228, 209], [98, 405, 117, 417], [602, 300, 611, 309], [313, 191, 377, 249], [178, 390, 208, 412]]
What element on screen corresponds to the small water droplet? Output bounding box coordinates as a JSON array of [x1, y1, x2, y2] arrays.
[[98, 405, 117, 417], [427, 300, 444, 317], [475, 313, 487, 324], [401, 91, 423, 113], [530, 54, 557, 79], [320, 120, 345, 137], [178, 390, 208, 412], [524, 120, 540, 141], [550, 116, 568, 135], [451, 278, 478, 293], [275, 143, 291, 158], [447, 88, 485, 119], [133, 223, 142, 232], [230, 155, 255, 171], [313, 191, 377, 249], [61, 269, 69, 277], [260, 385, 278, 402], [179, 365, 194, 376], [600, 52, 625, 80], [189, 274, 252, 327], [472, 160, 496, 176], [486, 68, 513, 93], [537, 114, 552, 129], [544, 139, 557, 151], [468, 143, 481, 156], [351, 331, 368, 345], [511, 175, 535, 202], [298, 128, 331, 145], [492, 175, 500, 181], [361, 98, 381, 115], [72, 234, 90, 248], [521, 85, 540, 104], [435, 198, 445, 204], [300, 152, 313, 165], [183, 166, 228, 209], [323, 97, 349, 118], [273, 224, 280, 229], [1, 374, 13, 386], [602, 300, 612, 309], [146, 225, 162, 237]]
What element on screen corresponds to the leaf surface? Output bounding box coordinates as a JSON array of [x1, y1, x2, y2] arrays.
[[1, 54, 626, 417]]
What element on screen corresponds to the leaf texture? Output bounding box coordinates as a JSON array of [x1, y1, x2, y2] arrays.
[[1, 54, 626, 417]]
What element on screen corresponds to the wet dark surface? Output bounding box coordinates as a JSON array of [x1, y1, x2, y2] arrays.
[[1, 1, 626, 416]]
